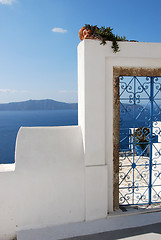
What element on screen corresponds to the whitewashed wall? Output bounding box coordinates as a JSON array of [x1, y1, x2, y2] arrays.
[[0, 126, 85, 240], [78, 39, 161, 213], [1, 40, 161, 239]]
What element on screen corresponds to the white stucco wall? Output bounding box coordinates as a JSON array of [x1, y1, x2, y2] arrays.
[[78, 39, 161, 212], [0, 126, 85, 240], [1, 40, 161, 239]]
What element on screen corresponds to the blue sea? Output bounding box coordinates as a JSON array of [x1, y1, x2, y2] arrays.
[[0, 110, 78, 164]]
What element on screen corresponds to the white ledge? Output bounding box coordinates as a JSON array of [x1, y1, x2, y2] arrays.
[[0, 163, 15, 172]]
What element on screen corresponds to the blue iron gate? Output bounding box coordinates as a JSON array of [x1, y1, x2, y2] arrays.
[[119, 76, 161, 206]]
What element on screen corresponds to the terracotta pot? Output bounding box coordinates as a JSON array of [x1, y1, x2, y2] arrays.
[[79, 27, 92, 41]]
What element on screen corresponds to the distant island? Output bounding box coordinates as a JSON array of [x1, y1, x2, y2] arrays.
[[0, 99, 78, 111]]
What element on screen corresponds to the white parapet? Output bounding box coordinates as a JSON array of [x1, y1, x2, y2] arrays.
[[0, 126, 85, 239]]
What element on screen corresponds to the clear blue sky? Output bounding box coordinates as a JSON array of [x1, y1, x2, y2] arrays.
[[0, 0, 161, 103]]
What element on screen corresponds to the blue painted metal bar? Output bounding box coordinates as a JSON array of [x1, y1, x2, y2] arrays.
[[149, 77, 154, 205], [132, 77, 136, 205]]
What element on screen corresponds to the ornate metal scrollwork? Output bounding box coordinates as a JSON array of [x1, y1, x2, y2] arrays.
[[119, 76, 161, 206]]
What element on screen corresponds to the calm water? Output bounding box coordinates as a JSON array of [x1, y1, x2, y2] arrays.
[[0, 110, 78, 164]]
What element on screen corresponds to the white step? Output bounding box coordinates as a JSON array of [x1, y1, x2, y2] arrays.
[[17, 211, 161, 240]]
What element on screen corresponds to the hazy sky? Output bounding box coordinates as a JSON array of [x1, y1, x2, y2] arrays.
[[0, 0, 161, 103]]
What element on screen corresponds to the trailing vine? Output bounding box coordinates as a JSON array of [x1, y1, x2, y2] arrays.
[[84, 24, 127, 53]]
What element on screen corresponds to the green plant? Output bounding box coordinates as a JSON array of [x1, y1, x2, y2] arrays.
[[84, 24, 126, 53]]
